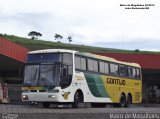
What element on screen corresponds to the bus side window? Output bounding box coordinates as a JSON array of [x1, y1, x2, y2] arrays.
[[93, 60, 98, 72], [99, 61, 109, 74], [75, 56, 81, 69], [63, 53, 73, 65], [136, 68, 140, 79], [119, 65, 128, 77], [110, 63, 119, 75], [87, 59, 98, 72], [81, 58, 86, 70], [132, 68, 136, 78], [75, 56, 86, 70], [128, 67, 136, 78], [128, 67, 133, 77]]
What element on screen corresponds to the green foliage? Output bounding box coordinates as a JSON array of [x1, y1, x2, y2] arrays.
[[54, 33, 63, 42], [67, 36, 72, 44], [28, 31, 42, 40], [1, 34, 160, 54], [135, 49, 140, 53]]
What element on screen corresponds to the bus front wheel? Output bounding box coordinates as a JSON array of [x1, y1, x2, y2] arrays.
[[126, 94, 132, 107], [72, 91, 83, 108]]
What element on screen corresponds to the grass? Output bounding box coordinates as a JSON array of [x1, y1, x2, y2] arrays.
[[1, 33, 160, 54]]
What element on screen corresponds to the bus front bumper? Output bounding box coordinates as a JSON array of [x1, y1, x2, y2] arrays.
[[22, 93, 65, 102]]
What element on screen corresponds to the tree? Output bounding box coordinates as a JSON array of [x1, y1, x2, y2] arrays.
[[28, 31, 42, 40], [54, 33, 63, 42], [67, 36, 72, 44], [36, 32, 42, 37], [135, 49, 140, 53]]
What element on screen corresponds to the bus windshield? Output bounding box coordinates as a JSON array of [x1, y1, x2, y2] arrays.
[[23, 52, 73, 87], [24, 64, 60, 87]]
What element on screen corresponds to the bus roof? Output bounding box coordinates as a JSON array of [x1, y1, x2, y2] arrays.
[[76, 52, 141, 68], [28, 49, 77, 54], [28, 49, 140, 68]]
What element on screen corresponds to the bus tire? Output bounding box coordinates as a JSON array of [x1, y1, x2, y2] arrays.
[[119, 94, 126, 107], [126, 94, 132, 107], [72, 91, 83, 108], [42, 102, 50, 108]]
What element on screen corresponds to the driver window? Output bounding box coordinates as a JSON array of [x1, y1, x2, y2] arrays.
[[60, 65, 73, 89]]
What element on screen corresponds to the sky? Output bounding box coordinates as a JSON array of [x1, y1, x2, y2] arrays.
[[0, 0, 160, 51]]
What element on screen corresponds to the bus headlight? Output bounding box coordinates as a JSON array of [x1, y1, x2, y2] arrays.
[[22, 95, 29, 100], [48, 95, 55, 98]]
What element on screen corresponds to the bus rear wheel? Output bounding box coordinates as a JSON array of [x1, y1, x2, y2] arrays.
[[42, 102, 50, 108], [126, 94, 132, 107]]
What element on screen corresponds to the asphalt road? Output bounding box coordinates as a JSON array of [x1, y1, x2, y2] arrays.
[[0, 104, 160, 119]]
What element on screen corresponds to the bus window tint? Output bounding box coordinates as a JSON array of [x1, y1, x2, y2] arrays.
[[88, 59, 93, 71], [75, 57, 81, 69], [87, 59, 98, 72], [93, 60, 98, 72], [104, 63, 109, 74], [99, 61, 109, 74], [81, 58, 86, 70], [99, 61, 104, 73], [75, 56, 86, 70], [132, 68, 136, 77], [119, 65, 128, 76], [63, 53, 72, 65], [136, 68, 140, 78], [128, 67, 136, 78], [128, 67, 133, 77], [110, 63, 119, 75]]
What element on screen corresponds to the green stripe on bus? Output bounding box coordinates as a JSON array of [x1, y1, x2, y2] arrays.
[[84, 73, 109, 97]]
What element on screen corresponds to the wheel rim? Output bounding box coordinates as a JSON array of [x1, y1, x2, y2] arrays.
[[120, 96, 126, 107], [75, 93, 79, 102], [72, 92, 80, 108], [127, 95, 131, 106]]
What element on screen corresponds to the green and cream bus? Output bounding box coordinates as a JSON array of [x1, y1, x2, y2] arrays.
[[22, 49, 142, 108]]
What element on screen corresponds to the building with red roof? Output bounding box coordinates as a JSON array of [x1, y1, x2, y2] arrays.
[[97, 53, 160, 69], [0, 37, 29, 102]]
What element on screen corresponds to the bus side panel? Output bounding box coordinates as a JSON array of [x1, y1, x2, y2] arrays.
[[83, 73, 142, 104], [74, 72, 112, 103], [84, 73, 109, 98], [100, 75, 142, 103]]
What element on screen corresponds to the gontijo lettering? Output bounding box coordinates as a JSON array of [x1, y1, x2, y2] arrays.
[[107, 78, 126, 85]]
